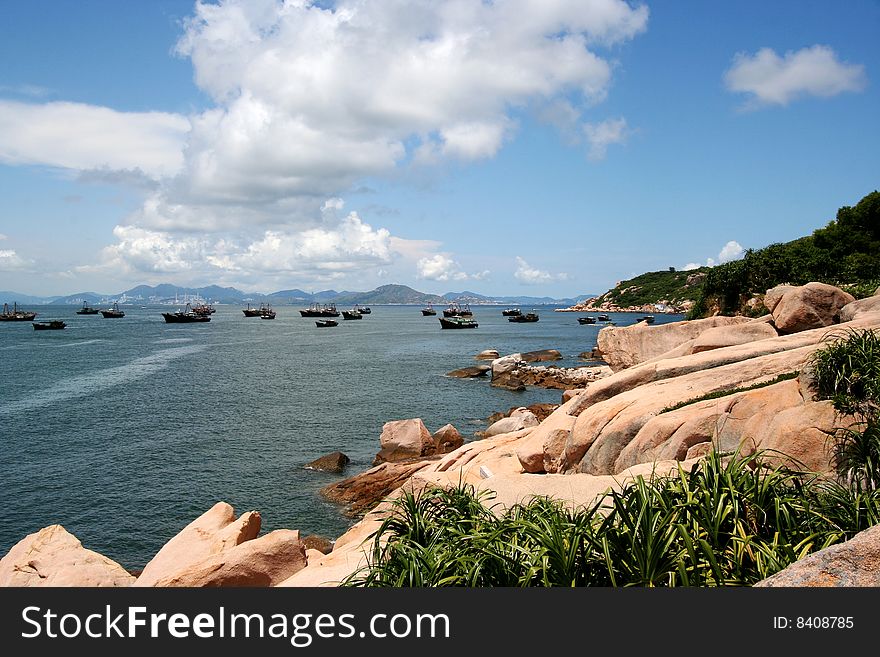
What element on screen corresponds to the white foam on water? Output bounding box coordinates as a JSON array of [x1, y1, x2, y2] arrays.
[[0, 344, 208, 414], [44, 339, 106, 349]]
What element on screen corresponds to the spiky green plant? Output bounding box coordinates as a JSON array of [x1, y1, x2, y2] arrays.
[[344, 451, 862, 588], [810, 328, 880, 417], [810, 328, 880, 489]]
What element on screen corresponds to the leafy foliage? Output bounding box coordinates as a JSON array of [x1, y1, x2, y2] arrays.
[[690, 191, 880, 317], [810, 329, 880, 491], [344, 451, 880, 588], [590, 268, 708, 309]]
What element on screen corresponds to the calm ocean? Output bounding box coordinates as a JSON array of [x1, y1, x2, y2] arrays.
[[0, 304, 682, 568]]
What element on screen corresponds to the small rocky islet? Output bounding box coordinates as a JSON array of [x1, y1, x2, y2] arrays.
[[3, 281, 880, 587]]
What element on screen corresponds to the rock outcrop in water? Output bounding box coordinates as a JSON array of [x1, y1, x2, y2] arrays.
[[0, 525, 134, 587]]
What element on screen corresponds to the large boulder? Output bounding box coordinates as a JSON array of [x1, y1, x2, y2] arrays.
[[432, 423, 464, 454], [521, 349, 563, 363], [755, 524, 880, 587], [490, 354, 527, 390], [839, 294, 880, 323], [515, 395, 582, 473], [690, 321, 779, 354], [446, 365, 490, 378], [596, 316, 751, 371], [763, 285, 796, 313], [612, 379, 816, 473], [0, 525, 134, 587], [482, 408, 539, 438], [150, 530, 307, 587], [305, 451, 350, 473], [321, 459, 435, 516], [771, 282, 854, 333], [565, 345, 818, 475], [134, 502, 261, 587], [373, 418, 435, 465]]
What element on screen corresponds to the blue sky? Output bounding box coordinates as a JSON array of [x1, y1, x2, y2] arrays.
[[0, 0, 877, 298]]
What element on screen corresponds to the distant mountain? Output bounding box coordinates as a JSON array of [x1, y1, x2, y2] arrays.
[[335, 284, 447, 305], [120, 284, 248, 304], [51, 292, 107, 305], [0, 291, 55, 305], [444, 290, 597, 306], [4, 282, 599, 308]]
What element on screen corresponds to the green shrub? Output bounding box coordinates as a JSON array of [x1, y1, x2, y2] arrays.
[[345, 451, 863, 588], [810, 329, 880, 490]]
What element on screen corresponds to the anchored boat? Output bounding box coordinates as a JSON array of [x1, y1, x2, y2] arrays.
[[439, 316, 478, 329], [0, 302, 37, 321]]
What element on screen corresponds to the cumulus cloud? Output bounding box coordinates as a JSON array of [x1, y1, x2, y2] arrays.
[[0, 100, 189, 179], [724, 45, 867, 107], [681, 240, 745, 271], [583, 117, 629, 160], [8, 1, 651, 287], [514, 256, 568, 284], [717, 240, 744, 263], [90, 210, 393, 280], [167, 0, 647, 206], [417, 253, 488, 282]]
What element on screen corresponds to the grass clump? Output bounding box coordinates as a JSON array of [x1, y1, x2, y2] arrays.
[[344, 451, 879, 588], [810, 328, 880, 491]]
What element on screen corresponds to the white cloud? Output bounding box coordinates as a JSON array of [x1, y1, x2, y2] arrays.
[[417, 253, 488, 282], [91, 210, 393, 281], [583, 117, 629, 160], [717, 240, 744, 263], [8, 1, 651, 286], [514, 256, 568, 284], [0, 249, 33, 271], [681, 240, 745, 271], [0, 100, 189, 179], [724, 45, 867, 107], [169, 0, 647, 207]]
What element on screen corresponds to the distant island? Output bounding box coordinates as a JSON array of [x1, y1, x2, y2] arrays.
[[0, 283, 598, 308]]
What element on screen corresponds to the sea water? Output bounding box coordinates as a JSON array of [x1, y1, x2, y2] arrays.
[[0, 304, 683, 568]]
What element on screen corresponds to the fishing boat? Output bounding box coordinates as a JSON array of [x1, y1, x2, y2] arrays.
[[301, 303, 340, 317], [162, 304, 211, 323], [577, 316, 596, 325], [100, 302, 125, 318], [259, 306, 276, 319], [597, 314, 610, 322], [33, 320, 66, 330], [0, 302, 37, 321], [315, 319, 338, 327], [243, 303, 263, 317], [443, 302, 473, 317], [638, 315, 656, 324], [76, 301, 99, 315], [356, 305, 371, 314], [439, 316, 478, 329], [421, 304, 437, 316], [191, 303, 216, 316], [342, 308, 363, 320], [508, 312, 539, 323], [501, 307, 521, 317]]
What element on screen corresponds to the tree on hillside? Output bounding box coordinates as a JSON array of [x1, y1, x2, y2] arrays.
[[690, 190, 880, 317]]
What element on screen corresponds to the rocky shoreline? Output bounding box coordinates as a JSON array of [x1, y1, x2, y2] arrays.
[[4, 282, 880, 587]]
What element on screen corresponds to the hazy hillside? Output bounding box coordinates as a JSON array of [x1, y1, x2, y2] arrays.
[[586, 269, 709, 312]]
